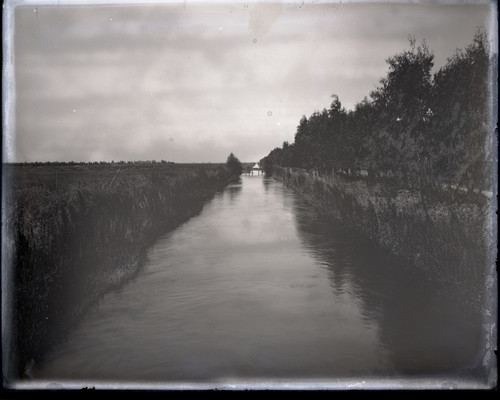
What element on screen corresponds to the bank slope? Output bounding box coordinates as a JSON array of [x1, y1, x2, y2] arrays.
[[3, 162, 240, 382]]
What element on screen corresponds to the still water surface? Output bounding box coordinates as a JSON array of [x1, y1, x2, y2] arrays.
[[36, 176, 481, 386]]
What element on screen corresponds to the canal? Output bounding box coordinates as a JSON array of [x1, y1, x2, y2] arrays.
[[34, 175, 482, 388]]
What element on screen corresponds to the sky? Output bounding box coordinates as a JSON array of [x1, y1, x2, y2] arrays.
[[4, 0, 497, 163]]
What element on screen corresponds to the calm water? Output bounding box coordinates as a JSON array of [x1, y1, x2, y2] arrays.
[[34, 175, 482, 387]]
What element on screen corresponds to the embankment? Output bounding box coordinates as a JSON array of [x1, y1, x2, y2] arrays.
[[272, 166, 496, 314], [3, 163, 239, 381]]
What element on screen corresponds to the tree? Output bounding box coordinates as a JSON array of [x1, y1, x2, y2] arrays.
[[260, 32, 492, 191], [326, 94, 348, 174], [369, 37, 435, 184], [431, 29, 492, 190], [351, 97, 375, 177], [226, 153, 243, 176]]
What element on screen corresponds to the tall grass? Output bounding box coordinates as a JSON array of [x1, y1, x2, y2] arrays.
[[273, 166, 495, 315], [3, 163, 238, 380]]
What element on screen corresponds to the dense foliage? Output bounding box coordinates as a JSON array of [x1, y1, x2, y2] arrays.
[[261, 32, 494, 193], [226, 153, 243, 176], [260, 32, 496, 326]]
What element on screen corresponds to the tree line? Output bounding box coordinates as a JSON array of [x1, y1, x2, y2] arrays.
[[261, 31, 494, 192]]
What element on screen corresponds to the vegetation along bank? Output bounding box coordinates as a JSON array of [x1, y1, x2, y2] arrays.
[[3, 156, 243, 380], [261, 32, 496, 315]]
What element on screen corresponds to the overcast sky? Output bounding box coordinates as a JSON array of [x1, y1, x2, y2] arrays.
[[6, 0, 496, 163]]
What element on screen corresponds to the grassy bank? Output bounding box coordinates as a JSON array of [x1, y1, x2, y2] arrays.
[[272, 166, 496, 315], [2, 162, 239, 381]]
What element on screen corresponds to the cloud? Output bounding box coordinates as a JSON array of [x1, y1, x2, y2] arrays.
[[9, 1, 495, 163]]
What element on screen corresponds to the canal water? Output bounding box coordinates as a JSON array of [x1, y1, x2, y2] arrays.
[[34, 175, 482, 387]]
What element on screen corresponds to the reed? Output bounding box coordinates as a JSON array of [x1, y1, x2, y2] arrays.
[[3, 163, 238, 380], [272, 166, 495, 315]]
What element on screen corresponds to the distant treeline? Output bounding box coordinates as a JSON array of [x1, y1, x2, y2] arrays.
[[261, 32, 494, 192]]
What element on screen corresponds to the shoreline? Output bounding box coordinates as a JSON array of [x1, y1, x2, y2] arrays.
[[3, 163, 240, 382]]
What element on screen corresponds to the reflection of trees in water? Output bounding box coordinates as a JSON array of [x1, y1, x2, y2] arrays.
[[291, 195, 483, 378], [262, 177, 273, 193], [225, 179, 243, 203]]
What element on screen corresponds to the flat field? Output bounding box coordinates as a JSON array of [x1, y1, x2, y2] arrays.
[[3, 162, 232, 190]]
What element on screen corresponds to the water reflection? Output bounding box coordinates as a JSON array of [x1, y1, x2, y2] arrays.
[[33, 176, 484, 386], [262, 175, 272, 192], [35, 176, 393, 383], [225, 179, 243, 203], [292, 197, 483, 377]]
